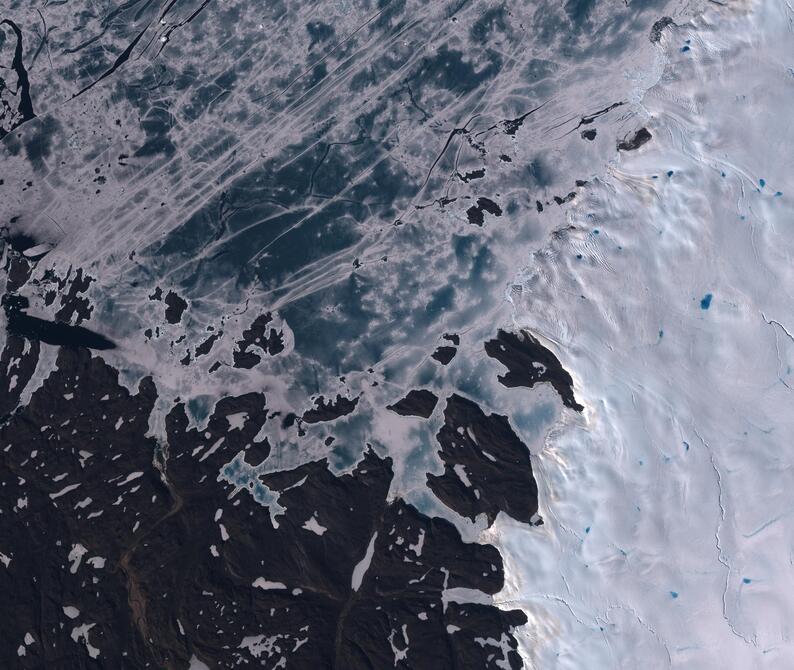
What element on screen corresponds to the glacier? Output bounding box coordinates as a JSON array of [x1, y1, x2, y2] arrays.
[[493, 1, 794, 667]]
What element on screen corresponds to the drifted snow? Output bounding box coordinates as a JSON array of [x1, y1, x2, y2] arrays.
[[351, 532, 378, 592]]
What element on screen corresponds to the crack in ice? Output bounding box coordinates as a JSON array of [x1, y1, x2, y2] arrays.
[[694, 430, 756, 647], [598, 603, 672, 669]]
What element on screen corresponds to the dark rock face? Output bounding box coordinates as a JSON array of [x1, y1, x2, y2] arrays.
[[617, 127, 652, 151], [302, 394, 359, 424], [0, 350, 526, 669], [427, 394, 538, 526], [336, 497, 527, 670], [1, 254, 41, 416], [387, 389, 439, 418], [233, 312, 285, 369], [0, 348, 165, 667], [501, 103, 546, 136], [48, 268, 94, 325], [466, 196, 503, 226], [0, 330, 39, 416], [485, 329, 584, 412], [164, 289, 188, 323], [167, 390, 271, 479], [195, 331, 222, 357], [431, 345, 457, 365], [458, 168, 485, 183], [650, 16, 675, 42], [4, 248, 33, 292]]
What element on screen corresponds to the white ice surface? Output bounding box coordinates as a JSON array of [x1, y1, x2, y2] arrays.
[[302, 514, 328, 536], [490, 2, 794, 668], [187, 654, 210, 670], [62, 606, 80, 620], [252, 578, 287, 590], [351, 531, 378, 592]]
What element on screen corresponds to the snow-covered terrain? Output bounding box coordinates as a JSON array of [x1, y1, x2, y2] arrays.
[[493, 1, 794, 667]]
